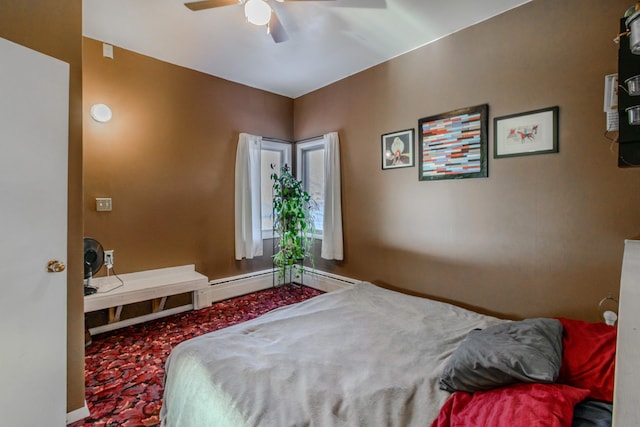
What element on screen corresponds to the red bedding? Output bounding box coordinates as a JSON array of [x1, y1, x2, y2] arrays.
[[433, 317, 617, 426], [431, 383, 590, 427], [556, 318, 617, 402]]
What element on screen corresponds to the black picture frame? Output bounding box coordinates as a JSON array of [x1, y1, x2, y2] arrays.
[[418, 104, 489, 181], [381, 128, 415, 169], [493, 106, 559, 158]]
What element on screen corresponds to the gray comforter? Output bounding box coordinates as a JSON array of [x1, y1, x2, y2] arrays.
[[160, 282, 504, 427]]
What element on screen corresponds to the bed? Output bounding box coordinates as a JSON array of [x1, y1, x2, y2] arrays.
[[160, 282, 616, 427]]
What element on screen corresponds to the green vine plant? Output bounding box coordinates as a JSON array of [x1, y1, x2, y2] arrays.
[[271, 164, 316, 285]]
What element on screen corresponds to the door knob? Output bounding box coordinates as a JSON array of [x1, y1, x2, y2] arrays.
[[47, 260, 66, 273]]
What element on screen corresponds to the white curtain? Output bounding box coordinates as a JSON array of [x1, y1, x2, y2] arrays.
[[321, 131, 344, 260], [234, 133, 263, 260]]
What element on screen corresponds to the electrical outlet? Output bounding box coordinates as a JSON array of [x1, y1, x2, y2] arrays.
[[96, 197, 112, 212], [104, 250, 114, 267]]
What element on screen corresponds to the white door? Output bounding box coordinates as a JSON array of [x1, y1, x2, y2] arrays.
[[0, 37, 69, 425]]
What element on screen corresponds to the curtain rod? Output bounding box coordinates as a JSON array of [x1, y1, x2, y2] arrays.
[[262, 135, 324, 144]]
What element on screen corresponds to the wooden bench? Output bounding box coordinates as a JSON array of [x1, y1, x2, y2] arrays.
[[84, 264, 208, 334]]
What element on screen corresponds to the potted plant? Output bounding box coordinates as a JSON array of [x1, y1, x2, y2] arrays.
[[270, 164, 316, 285]]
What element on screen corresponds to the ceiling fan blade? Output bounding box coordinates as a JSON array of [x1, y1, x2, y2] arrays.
[[268, 10, 289, 43], [184, 0, 240, 11]]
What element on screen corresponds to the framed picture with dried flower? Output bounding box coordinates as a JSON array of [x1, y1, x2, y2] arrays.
[[381, 128, 415, 170]]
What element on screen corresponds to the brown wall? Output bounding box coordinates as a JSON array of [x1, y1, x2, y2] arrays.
[[294, 0, 640, 321], [84, 1, 640, 325], [0, 0, 84, 413], [9, 0, 632, 418], [83, 38, 293, 280]]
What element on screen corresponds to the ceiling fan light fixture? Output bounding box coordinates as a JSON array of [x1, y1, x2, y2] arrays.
[[244, 0, 271, 26]]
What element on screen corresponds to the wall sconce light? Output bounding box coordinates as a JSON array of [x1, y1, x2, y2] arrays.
[[90, 103, 112, 123], [244, 0, 271, 26]]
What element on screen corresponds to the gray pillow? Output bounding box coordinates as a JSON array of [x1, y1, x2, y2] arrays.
[[439, 318, 563, 392]]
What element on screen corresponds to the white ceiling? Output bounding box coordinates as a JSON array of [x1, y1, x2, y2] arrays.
[[83, 0, 530, 99]]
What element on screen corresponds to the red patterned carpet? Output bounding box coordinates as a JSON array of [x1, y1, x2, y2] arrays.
[[70, 284, 322, 427]]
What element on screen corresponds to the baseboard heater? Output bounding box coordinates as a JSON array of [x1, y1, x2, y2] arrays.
[[89, 267, 358, 335], [194, 268, 359, 309]]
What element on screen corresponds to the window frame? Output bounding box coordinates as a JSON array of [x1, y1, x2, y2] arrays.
[[296, 137, 325, 239], [260, 139, 292, 239]]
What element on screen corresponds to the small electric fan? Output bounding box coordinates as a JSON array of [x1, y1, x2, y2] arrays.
[[83, 237, 104, 296]]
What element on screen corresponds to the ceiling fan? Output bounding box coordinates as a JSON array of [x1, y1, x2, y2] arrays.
[[184, 0, 335, 43]]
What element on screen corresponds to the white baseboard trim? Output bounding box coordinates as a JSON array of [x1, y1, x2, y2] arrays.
[[301, 268, 359, 293], [194, 269, 274, 309], [66, 400, 90, 425], [194, 268, 358, 309]]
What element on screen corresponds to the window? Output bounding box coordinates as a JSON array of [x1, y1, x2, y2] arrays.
[[236, 132, 341, 260], [260, 140, 291, 237], [258, 138, 325, 239], [297, 138, 325, 236]]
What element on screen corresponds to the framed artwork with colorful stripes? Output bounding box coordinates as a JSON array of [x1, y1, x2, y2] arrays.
[[418, 104, 488, 181]]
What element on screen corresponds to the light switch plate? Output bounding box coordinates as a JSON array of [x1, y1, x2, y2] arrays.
[[103, 43, 114, 59], [96, 197, 112, 212]]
